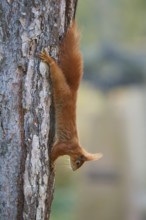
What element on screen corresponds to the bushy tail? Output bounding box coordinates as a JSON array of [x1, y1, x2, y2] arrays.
[[59, 21, 83, 90]]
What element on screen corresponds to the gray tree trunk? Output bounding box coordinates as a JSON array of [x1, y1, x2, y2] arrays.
[[0, 0, 77, 219]]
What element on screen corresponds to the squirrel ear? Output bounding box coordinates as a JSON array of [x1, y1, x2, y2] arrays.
[[84, 152, 103, 161]]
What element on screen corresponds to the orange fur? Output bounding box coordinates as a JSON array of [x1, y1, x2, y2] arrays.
[[39, 21, 102, 171]]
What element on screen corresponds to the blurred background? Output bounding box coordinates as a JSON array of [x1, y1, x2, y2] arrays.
[[51, 0, 146, 219]]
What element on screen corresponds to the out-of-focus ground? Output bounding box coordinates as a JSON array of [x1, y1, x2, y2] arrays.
[[50, 0, 146, 220]]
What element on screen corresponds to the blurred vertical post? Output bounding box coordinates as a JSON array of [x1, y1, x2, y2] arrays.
[[121, 87, 146, 220]]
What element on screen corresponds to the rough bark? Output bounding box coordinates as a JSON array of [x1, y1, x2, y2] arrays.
[[0, 0, 77, 219]]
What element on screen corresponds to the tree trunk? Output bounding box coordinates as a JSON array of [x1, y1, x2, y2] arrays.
[[0, 0, 77, 219]]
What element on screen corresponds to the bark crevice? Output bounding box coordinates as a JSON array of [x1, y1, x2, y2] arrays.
[[16, 66, 27, 220]]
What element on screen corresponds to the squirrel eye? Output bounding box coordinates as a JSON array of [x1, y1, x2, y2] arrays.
[[75, 160, 81, 166]]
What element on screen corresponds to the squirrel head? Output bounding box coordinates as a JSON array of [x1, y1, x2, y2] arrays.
[[51, 142, 102, 171], [69, 146, 102, 171]]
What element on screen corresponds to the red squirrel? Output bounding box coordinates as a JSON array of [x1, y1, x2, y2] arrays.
[[39, 21, 102, 171]]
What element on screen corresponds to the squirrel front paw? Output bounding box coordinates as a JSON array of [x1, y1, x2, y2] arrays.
[[39, 49, 55, 66]]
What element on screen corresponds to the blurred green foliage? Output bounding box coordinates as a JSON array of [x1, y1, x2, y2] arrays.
[[51, 188, 75, 220], [50, 158, 78, 220], [76, 0, 146, 90], [77, 0, 146, 45]]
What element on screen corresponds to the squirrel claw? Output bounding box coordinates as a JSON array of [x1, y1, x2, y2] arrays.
[[39, 50, 55, 66], [39, 50, 48, 63]]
